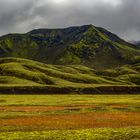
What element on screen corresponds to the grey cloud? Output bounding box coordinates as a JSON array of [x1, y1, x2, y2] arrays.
[[0, 0, 140, 41]]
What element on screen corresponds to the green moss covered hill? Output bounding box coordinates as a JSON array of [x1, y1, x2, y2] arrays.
[[0, 25, 140, 93], [0, 57, 139, 94], [0, 25, 140, 70]]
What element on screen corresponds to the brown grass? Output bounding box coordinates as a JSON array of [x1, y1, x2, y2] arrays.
[[0, 112, 139, 130], [0, 105, 95, 112]]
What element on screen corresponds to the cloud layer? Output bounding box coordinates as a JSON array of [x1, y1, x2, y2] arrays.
[[0, 0, 140, 40]]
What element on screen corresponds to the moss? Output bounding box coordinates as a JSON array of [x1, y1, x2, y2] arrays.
[[59, 51, 81, 64], [0, 25, 139, 69], [0, 57, 139, 94]]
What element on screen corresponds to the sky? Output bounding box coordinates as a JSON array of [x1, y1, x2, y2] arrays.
[[0, 0, 140, 41]]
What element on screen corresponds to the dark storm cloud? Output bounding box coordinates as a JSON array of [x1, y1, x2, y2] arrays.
[[0, 0, 140, 40]]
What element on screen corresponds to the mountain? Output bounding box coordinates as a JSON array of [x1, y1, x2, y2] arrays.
[[0, 25, 140, 69], [131, 41, 140, 47], [0, 57, 140, 94]]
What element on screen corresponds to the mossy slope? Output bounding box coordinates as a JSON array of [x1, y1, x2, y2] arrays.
[[0, 25, 140, 69], [0, 57, 140, 93]]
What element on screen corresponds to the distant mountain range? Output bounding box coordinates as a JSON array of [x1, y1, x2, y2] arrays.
[[0, 25, 140, 70], [130, 41, 140, 47]]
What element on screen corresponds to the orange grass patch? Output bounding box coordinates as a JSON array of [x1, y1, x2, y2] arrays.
[[0, 112, 139, 130], [0, 105, 95, 112]]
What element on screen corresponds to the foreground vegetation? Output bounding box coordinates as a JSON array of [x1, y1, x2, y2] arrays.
[[0, 94, 139, 139], [0, 95, 139, 131], [0, 128, 140, 140], [0, 94, 139, 106]]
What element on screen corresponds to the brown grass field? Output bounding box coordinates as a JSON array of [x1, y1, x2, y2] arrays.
[[0, 94, 139, 140], [0, 94, 139, 132], [0, 111, 140, 131]]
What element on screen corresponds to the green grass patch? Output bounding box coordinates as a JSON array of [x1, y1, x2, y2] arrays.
[[0, 94, 139, 106], [0, 128, 139, 140]]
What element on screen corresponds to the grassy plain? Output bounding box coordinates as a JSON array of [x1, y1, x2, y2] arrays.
[[0, 94, 139, 139]]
